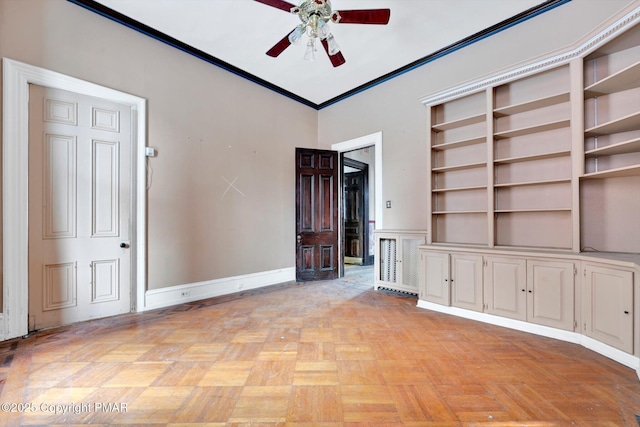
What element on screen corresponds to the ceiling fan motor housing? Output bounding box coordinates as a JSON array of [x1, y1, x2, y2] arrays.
[[292, 0, 333, 27]]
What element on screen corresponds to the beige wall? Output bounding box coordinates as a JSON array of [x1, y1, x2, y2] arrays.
[[1, 0, 637, 297], [318, 0, 637, 230], [0, 0, 318, 290]]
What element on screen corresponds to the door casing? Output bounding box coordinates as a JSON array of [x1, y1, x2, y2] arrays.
[[332, 132, 384, 271], [343, 156, 371, 266], [2, 58, 147, 340]]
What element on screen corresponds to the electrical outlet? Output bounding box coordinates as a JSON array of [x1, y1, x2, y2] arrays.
[[386, 200, 392, 208]]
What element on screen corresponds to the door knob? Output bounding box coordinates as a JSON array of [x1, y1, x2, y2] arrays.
[[120, 242, 129, 248], [296, 235, 301, 243]]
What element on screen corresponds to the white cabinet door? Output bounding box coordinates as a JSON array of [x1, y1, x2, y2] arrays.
[[485, 257, 527, 321], [527, 260, 575, 331], [398, 236, 424, 293], [419, 251, 483, 310], [583, 264, 633, 353], [420, 251, 450, 305], [375, 232, 426, 294], [451, 254, 483, 312]]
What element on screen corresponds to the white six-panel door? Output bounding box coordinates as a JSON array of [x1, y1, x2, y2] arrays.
[[28, 85, 132, 331]]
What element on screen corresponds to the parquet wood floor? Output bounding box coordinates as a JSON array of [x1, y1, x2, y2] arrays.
[[1, 265, 639, 426]]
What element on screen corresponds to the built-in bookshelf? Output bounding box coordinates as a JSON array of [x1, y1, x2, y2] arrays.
[[492, 66, 573, 249], [418, 5, 640, 378], [430, 91, 488, 245], [426, 66, 574, 250], [583, 39, 640, 179], [424, 9, 640, 254], [580, 23, 640, 254]]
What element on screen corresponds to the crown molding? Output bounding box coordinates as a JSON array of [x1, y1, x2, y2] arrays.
[[68, 0, 570, 110], [420, 5, 640, 106]]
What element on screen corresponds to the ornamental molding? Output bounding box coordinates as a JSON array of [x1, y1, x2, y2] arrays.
[[420, 6, 640, 106]]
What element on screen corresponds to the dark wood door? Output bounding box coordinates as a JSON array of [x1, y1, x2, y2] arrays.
[[295, 148, 339, 281], [344, 170, 365, 265]]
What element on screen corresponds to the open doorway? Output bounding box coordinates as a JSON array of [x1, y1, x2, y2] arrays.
[[342, 148, 374, 267], [331, 132, 382, 282]]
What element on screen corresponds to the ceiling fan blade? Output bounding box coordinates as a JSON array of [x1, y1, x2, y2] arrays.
[[321, 39, 346, 68], [332, 9, 391, 25], [266, 30, 296, 57], [254, 0, 296, 13]]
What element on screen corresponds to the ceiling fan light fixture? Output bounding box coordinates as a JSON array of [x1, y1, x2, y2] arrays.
[[304, 38, 316, 61], [326, 33, 340, 55], [317, 19, 330, 39], [256, 0, 390, 67], [288, 26, 304, 44]]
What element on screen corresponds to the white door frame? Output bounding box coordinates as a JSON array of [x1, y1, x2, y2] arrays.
[[2, 58, 147, 340], [332, 132, 383, 275], [332, 131, 383, 229]]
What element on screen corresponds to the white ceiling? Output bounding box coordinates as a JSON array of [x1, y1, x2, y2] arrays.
[[83, 0, 560, 108]]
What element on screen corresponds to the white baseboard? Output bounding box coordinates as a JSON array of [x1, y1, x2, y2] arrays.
[[143, 267, 295, 311], [417, 299, 640, 378], [579, 335, 640, 376]]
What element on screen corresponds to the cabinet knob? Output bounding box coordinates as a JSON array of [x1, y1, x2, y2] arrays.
[[521, 289, 526, 292], [624, 310, 630, 315], [528, 290, 532, 293]]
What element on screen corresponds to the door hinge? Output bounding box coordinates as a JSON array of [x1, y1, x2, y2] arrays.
[[574, 266, 578, 276], [573, 320, 577, 330]]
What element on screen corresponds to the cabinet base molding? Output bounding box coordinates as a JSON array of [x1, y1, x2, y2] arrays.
[[416, 299, 640, 379]]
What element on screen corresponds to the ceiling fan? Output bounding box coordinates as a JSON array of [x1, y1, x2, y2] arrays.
[[255, 0, 391, 67]]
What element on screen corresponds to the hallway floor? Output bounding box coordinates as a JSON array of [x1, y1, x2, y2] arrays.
[[1, 266, 639, 426]]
